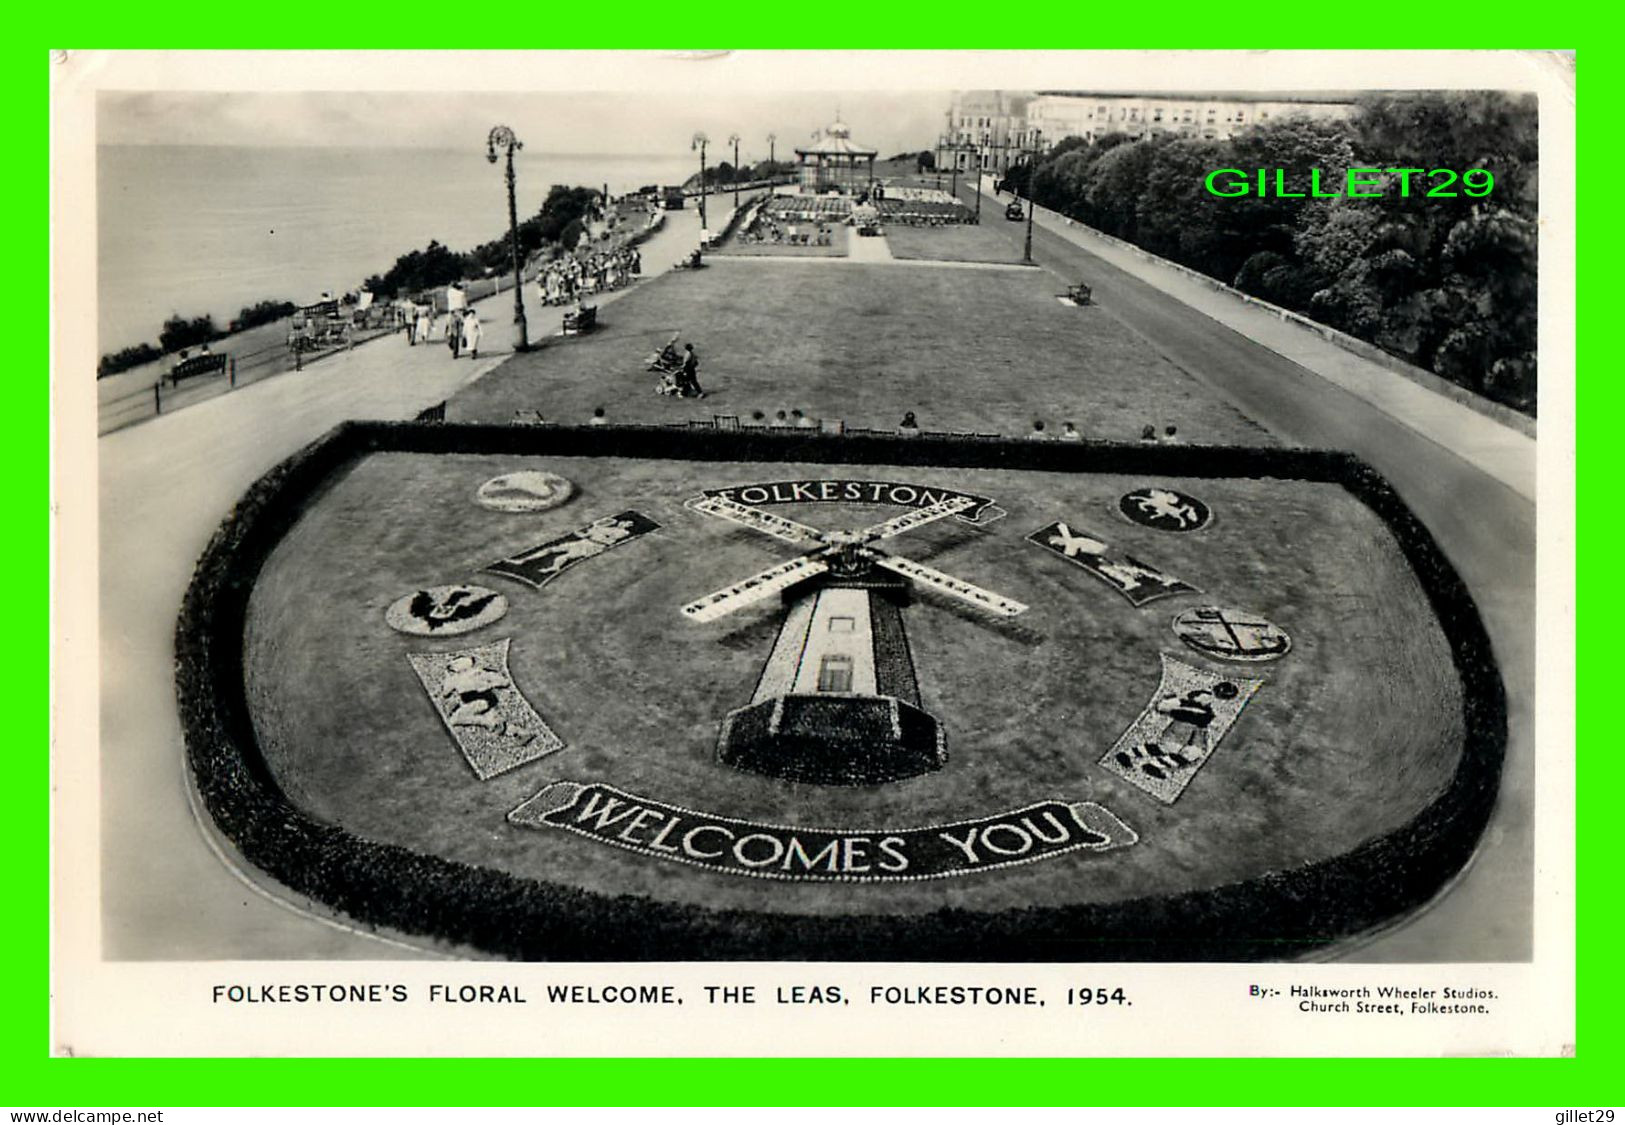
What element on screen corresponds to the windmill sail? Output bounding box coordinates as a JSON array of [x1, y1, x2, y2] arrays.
[[855, 496, 977, 543], [872, 554, 1028, 617], [688, 495, 828, 546], [681, 555, 832, 623]]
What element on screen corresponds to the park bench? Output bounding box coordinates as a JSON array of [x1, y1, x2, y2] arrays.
[[167, 352, 228, 385], [563, 305, 598, 335]]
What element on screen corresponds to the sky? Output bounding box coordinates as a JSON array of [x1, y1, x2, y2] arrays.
[[98, 90, 952, 160]]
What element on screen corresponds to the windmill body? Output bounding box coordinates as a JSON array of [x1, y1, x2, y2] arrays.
[[683, 495, 1026, 786]]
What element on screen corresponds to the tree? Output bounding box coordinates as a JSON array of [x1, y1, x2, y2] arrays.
[[1223, 116, 1357, 257], [158, 313, 221, 354], [1137, 138, 1231, 275], [1080, 139, 1161, 241], [98, 342, 163, 378], [371, 239, 469, 298], [989, 93, 1537, 414], [230, 299, 297, 333], [1046, 135, 1091, 161], [1355, 91, 1538, 215]]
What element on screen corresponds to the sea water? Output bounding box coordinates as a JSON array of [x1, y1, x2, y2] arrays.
[[97, 144, 698, 353]]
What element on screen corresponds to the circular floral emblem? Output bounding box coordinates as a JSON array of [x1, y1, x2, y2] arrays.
[[476, 471, 575, 513], [1171, 605, 1291, 662], [1118, 487, 1211, 532], [385, 585, 509, 636]]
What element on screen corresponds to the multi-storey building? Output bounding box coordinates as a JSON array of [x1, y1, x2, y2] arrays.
[[1027, 91, 1358, 145], [935, 90, 1036, 177], [937, 90, 1360, 174]]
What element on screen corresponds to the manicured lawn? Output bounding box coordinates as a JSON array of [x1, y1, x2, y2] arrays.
[[244, 449, 1463, 921], [447, 259, 1272, 446], [883, 222, 1031, 265]]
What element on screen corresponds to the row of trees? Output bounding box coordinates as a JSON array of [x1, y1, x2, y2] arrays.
[[1005, 92, 1538, 415], [686, 159, 793, 189], [98, 301, 299, 377], [364, 184, 604, 299], [883, 150, 937, 171], [99, 185, 607, 378]]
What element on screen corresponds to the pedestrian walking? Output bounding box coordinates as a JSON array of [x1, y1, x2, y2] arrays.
[[446, 310, 462, 359], [678, 343, 705, 398], [463, 309, 483, 359]]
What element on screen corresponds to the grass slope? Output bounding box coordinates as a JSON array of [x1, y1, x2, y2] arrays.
[[446, 259, 1271, 446], [883, 223, 1031, 265]]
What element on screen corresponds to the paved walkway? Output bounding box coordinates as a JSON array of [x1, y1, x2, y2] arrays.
[[847, 228, 894, 263], [974, 177, 1536, 502]]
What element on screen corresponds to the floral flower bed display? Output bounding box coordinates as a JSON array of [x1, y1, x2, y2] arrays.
[[180, 422, 1504, 961]]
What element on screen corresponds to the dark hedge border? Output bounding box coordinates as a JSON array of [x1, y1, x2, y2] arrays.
[[176, 423, 1508, 961]]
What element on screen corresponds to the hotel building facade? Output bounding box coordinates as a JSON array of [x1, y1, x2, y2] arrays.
[[937, 90, 1359, 175]]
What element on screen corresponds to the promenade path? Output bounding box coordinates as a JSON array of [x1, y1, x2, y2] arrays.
[[94, 202, 713, 959], [958, 176, 1541, 962]]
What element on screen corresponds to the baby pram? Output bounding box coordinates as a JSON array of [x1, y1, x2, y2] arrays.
[[647, 332, 684, 395]]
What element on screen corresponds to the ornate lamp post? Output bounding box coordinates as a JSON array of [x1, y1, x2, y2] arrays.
[[1023, 128, 1042, 265], [973, 144, 983, 222], [486, 125, 529, 352], [729, 133, 741, 210], [692, 132, 709, 232]]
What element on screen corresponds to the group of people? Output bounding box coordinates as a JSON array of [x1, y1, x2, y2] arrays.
[[755, 408, 819, 428], [402, 303, 484, 360], [896, 412, 1089, 441], [1140, 424, 1181, 443], [739, 215, 835, 247], [872, 199, 975, 226], [536, 247, 641, 306], [652, 337, 705, 398], [762, 197, 851, 223], [1029, 420, 1084, 441]]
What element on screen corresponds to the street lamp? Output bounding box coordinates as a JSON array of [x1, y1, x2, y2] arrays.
[[973, 144, 983, 222], [486, 124, 529, 352], [729, 132, 741, 210], [1023, 129, 1042, 265], [692, 132, 709, 232]]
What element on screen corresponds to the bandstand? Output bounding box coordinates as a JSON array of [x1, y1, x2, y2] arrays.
[[795, 119, 877, 194]]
